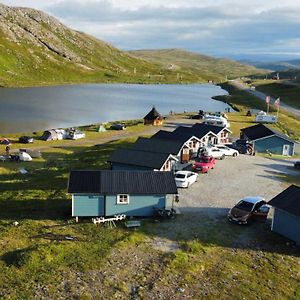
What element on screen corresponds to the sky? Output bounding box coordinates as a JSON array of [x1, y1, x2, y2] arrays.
[[2, 0, 300, 61]]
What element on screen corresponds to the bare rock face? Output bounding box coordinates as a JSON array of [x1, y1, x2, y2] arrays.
[[0, 4, 81, 62]]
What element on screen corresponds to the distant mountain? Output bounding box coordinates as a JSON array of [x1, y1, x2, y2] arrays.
[[240, 59, 300, 72], [0, 4, 263, 87], [128, 49, 264, 82]]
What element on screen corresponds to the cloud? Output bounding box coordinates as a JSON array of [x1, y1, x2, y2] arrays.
[[2, 0, 300, 59]]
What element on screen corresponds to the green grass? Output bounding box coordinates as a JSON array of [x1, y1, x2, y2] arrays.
[[0, 128, 299, 298], [219, 82, 300, 141], [252, 80, 300, 109]]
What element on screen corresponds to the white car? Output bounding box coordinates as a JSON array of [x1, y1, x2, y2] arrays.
[[175, 171, 198, 188], [201, 146, 225, 160], [214, 145, 239, 157]]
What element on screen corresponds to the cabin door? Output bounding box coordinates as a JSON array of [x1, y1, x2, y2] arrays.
[[282, 145, 290, 156], [181, 148, 190, 163]]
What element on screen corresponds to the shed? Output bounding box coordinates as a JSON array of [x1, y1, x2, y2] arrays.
[[68, 170, 178, 217], [144, 106, 163, 126], [268, 185, 300, 244], [240, 124, 295, 156], [108, 148, 178, 171]]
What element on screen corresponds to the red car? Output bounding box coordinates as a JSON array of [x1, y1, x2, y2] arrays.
[[192, 156, 216, 173]]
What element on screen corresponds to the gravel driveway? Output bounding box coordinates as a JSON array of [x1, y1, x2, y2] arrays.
[[177, 154, 300, 215]]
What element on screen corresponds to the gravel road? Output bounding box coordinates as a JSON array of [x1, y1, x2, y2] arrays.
[[177, 154, 300, 215]]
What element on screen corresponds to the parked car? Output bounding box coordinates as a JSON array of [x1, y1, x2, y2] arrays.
[[175, 171, 198, 188], [294, 161, 300, 169], [110, 123, 126, 130], [19, 136, 34, 144], [214, 145, 239, 157], [67, 130, 85, 140], [227, 140, 254, 155], [206, 146, 225, 160], [227, 197, 270, 225], [189, 114, 202, 120], [192, 156, 216, 173]]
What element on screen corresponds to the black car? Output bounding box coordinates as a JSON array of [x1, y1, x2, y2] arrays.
[[294, 161, 300, 169], [110, 123, 126, 130], [19, 136, 34, 144]]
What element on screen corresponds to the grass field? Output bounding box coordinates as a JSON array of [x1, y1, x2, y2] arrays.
[[218, 82, 300, 141], [252, 80, 300, 110]]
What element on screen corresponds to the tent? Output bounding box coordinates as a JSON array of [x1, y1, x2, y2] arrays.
[[40, 130, 60, 141], [19, 152, 32, 162]]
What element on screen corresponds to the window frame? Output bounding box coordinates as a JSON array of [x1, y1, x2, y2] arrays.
[[116, 194, 130, 205]]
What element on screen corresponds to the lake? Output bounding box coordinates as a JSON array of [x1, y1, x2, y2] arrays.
[[0, 84, 230, 134]]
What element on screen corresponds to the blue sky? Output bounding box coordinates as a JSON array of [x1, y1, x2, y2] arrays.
[[2, 0, 300, 61]]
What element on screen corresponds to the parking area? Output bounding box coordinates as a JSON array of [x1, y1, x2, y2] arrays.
[[177, 154, 299, 215]]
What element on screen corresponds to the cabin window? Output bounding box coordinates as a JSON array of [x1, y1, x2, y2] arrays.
[[117, 194, 129, 205]]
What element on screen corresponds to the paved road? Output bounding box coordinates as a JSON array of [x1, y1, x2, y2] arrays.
[[230, 80, 300, 117]]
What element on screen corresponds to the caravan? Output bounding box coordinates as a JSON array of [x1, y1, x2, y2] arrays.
[[203, 114, 230, 128]]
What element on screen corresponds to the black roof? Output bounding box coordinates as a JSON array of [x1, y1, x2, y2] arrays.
[[108, 148, 175, 169], [241, 124, 295, 143], [144, 106, 162, 120], [268, 185, 300, 218], [174, 125, 218, 139], [192, 123, 229, 135], [132, 137, 184, 155], [151, 130, 199, 143], [68, 170, 178, 194]]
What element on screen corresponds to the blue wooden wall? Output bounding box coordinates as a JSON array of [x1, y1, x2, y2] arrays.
[[73, 195, 104, 216], [105, 194, 166, 217], [254, 136, 294, 155], [272, 208, 300, 244], [72, 194, 166, 217]]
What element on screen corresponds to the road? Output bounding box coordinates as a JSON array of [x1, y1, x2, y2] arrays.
[[230, 80, 300, 117]]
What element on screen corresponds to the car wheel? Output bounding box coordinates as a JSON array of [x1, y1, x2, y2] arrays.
[[233, 152, 237, 157], [221, 155, 225, 160]]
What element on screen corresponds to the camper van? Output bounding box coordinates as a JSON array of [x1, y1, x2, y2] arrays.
[[255, 111, 277, 123], [203, 114, 230, 128]]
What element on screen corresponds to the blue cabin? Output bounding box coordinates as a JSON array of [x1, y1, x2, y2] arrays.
[[67, 170, 178, 218], [268, 185, 300, 244], [240, 124, 295, 156]]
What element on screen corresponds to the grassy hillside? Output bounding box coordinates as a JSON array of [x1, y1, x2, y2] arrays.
[[0, 4, 263, 87], [251, 80, 300, 110], [0, 4, 200, 87], [128, 49, 265, 82]]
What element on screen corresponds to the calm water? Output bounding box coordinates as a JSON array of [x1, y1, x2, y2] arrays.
[[0, 84, 229, 134]]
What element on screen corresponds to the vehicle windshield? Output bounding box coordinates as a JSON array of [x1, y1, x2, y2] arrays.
[[175, 173, 186, 179], [196, 157, 209, 163], [235, 200, 254, 212]]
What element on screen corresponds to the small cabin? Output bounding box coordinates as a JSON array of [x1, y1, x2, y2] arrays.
[[268, 185, 300, 244], [68, 170, 178, 218], [144, 106, 163, 126], [240, 124, 295, 156]]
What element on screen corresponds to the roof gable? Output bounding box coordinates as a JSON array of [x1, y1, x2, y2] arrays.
[[268, 185, 300, 218], [241, 124, 294, 143], [68, 170, 178, 194], [108, 148, 176, 169], [144, 106, 162, 120], [151, 130, 201, 143], [175, 125, 218, 139], [192, 123, 228, 135]]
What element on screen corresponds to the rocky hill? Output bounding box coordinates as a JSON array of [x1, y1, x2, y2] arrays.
[[0, 4, 263, 87]]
